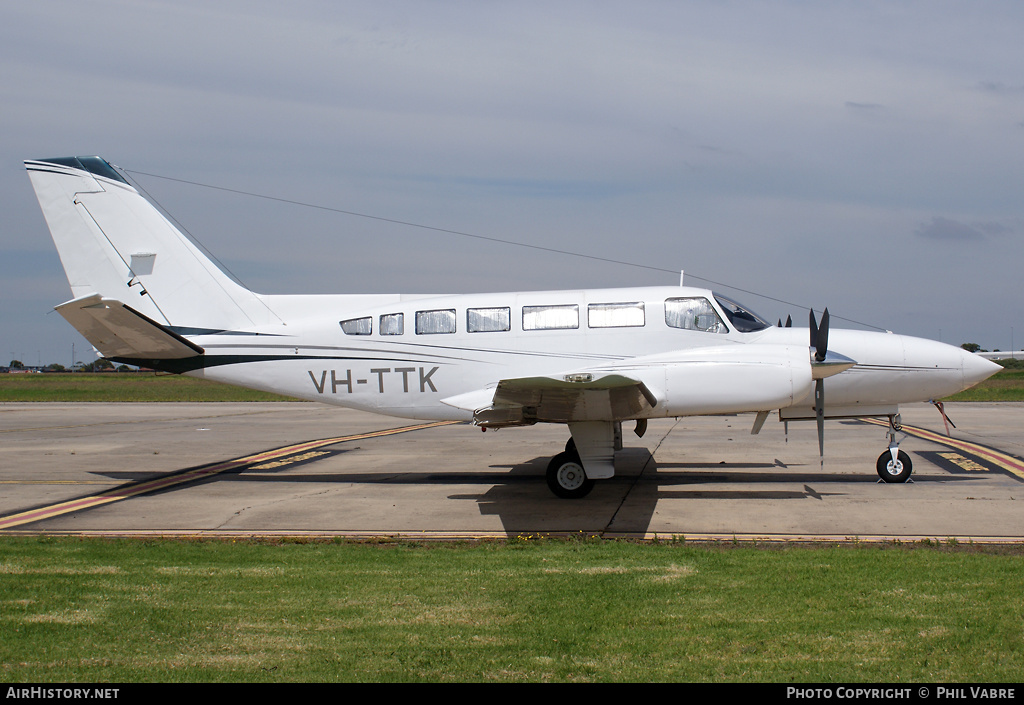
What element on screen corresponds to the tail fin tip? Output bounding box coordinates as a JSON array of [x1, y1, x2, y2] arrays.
[[26, 156, 128, 184]]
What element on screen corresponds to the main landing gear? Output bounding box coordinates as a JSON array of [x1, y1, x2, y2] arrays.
[[546, 450, 595, 499], [545, 421, 640, 498], [876, 413, 913, 483]]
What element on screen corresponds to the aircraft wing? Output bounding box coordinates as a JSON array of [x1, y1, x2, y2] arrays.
[[56, 294, 205, 361], [441, 342, 818, 428], [441, 372, 658, 427]]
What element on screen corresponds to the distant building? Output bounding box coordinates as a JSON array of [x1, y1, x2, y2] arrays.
[[977, 351, 1023, 360]]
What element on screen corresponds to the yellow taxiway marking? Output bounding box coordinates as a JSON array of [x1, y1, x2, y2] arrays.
[[860, 418, 1024, 480], [0, 420, 458, 530], [937, 452, 989, 473], [0, 481, 120, 485]]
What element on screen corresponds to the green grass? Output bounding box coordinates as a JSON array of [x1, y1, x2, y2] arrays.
[[1, 537, 1021, 682], [0, 373, 296, 402]]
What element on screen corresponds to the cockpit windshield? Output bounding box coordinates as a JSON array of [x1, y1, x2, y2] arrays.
[[713, 294, 771, 333]]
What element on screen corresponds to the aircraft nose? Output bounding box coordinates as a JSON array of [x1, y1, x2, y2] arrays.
[[962, 350, 1002, 387]]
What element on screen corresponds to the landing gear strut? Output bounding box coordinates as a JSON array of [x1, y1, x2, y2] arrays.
[[876, 413, 912, 483], [546, 450, 594, 499]]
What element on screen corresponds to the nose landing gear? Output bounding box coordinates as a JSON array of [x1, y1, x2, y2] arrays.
[[876, 413, 913, 483]]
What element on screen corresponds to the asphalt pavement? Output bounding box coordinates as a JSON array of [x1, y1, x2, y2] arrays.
[[1, 402, 1021, 541]]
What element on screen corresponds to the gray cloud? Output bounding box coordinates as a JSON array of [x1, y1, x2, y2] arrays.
[[973, 221, 1011, 237], [915, 217, 1010, 242], [978, 81, 1024, 94]]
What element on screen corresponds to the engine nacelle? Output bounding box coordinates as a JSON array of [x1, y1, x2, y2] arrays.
[[628, 344, 814, 417]]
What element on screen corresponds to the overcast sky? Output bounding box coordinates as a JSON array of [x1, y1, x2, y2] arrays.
[[2, 1, 1022, 367]]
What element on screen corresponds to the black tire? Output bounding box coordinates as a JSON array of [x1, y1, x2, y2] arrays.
[[546, 451, 594, 499], [876, 450, 913, 483], [565, 437, 576, 454]]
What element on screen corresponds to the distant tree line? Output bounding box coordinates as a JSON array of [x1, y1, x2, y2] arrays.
[[5, 359, 136, 373]]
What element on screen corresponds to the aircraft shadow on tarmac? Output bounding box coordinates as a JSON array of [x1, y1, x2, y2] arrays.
[[86, 445, 985, 535], [464, 448, 979, 533]]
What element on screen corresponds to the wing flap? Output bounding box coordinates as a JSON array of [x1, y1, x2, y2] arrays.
[[441, 372, 658, 427], [56, 294, 204, 360]]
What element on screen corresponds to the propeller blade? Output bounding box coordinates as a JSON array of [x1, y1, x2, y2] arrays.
[[809, 308, 830, 362], [815, 378, 825, 466], [816, 308, 830, 362], [808, 307, 832, 465]]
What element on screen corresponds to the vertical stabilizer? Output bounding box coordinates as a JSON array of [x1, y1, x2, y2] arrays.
[[25, 157, 280, 330]]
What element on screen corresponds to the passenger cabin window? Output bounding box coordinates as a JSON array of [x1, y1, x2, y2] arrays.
[[340, 316, 371, 335], [664, 297, 727, 333], [588, 302, 645, 328], [380, 313, 404, 336], [468, 307, 510, 333], [523, 304, 579, 330], [416, 309, 456, 334]]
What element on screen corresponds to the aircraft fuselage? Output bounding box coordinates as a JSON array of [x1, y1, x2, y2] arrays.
[[173, 286, 995, 423]]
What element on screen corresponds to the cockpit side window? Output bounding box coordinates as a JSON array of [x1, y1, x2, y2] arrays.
[[664, 297, 727, 333], [713, 294, 771, 333]]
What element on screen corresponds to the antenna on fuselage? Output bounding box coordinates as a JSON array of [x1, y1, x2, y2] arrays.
[[679, 270, 684, 286]]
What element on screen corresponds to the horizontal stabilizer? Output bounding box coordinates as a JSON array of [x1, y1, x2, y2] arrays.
[[56, 294, 204, 360]]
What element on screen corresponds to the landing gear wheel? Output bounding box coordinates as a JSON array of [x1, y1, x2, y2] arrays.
[[876, 450, 913, 483], [546, 451, 594, 499]]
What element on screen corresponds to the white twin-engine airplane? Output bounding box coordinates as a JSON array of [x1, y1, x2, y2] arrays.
[[26, 156, 1001, 498]]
